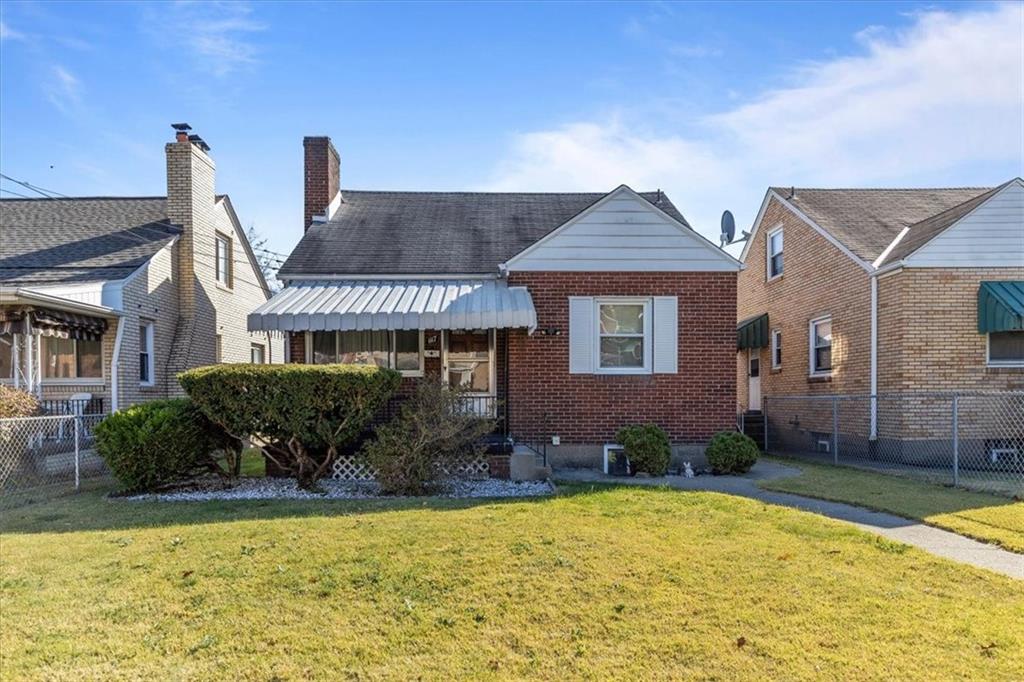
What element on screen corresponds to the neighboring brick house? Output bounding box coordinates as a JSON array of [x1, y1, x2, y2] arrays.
[[248, 135, 741, 470], [0, 125, 281, 415], [735, 179, 1023, 460]]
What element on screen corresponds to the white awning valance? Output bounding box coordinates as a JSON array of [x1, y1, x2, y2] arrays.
[[248, 279, 537, 332]]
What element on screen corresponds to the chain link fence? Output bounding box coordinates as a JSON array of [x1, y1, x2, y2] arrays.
[[0, 413, 111, 510], [763, 392, 1024, 497]]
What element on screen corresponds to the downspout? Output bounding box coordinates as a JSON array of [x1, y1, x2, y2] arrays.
[[869, 275, 878, 440], [110, 319, 126, 412]]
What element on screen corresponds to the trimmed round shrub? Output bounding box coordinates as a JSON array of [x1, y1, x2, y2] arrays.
[[178, 363, 401, 489], [705, 431, 760, 474], [95, 399, 220, 492], [0, 385, 41, 419], [615, 424, 671, 476]]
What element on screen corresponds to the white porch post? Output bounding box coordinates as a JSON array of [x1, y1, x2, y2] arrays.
[[12, 335, 20, 389]]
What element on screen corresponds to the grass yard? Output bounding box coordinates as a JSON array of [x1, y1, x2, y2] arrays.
[[2, 484, 1022, 680], [761, 457, 1024, 554]]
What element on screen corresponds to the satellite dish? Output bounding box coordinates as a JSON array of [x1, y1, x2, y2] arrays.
[[720, 210, 736, 246]]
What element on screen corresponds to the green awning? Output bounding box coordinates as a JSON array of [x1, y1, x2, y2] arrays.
[[978, 281, 1024, 333], [737, 313, 769, 350]]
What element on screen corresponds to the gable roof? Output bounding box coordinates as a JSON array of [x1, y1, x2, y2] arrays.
[[278, 189, 690, 277], [0, 197, 181, 284], [765, 186, 992, 264], [876, 179, 1022, 267]]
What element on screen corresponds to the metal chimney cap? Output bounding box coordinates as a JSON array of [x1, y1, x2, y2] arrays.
[[171, 123, 192, 132], [187, 134, 211, 152]]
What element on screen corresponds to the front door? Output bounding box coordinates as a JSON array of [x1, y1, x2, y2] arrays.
[[748, 349, 762, 411], [443, 330, 494, 415]]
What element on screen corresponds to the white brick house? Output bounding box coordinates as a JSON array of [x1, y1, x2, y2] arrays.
[[0, 125, 281, 414]]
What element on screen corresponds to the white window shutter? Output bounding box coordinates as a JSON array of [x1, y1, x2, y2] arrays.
[[653, 296, 678, 374], [568, 297, 594, 374]]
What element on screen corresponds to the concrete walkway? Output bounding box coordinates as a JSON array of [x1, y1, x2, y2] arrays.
[[555, 461, 1024, 580]]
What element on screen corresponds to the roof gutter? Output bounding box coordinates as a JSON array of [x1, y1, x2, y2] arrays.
[[0, 288, 123, 318]]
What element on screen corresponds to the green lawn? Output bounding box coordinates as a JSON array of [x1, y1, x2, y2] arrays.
[[2, 485, 1022, 680], [761, 457, 1024, 554]]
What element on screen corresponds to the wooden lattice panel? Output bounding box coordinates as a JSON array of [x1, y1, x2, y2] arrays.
[[329, 455, 489, 481]]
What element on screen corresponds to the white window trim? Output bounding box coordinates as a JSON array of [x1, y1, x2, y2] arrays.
[[40, 336, 105, 383], [986, 331, 1024, 368], [250, 342, 266, 364], [770, 328, 782, 369], [215, 232, 232, 288], [139, 321, 155, 386], [305, 330, 426, 377], [766, 225, 783, 281], [808, 315, 833, 377], [593, 297, 653, 375]]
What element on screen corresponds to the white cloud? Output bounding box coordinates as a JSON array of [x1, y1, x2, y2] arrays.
[[165, 1, 266, 77], [486, 3, 1023, 243], [0, 21, 27, 41], [44, 65, 82, 114]]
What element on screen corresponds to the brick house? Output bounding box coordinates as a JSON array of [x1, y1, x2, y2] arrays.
[[248, 135, 741, 470], [735, 179, 1023, 461], [0, 125, 281, 415]]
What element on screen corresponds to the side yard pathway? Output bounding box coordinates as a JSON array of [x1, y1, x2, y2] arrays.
[[555, 462, 1024, 580]]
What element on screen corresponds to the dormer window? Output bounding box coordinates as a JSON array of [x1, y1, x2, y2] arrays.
[[767, 227, 783, 279], [215, 232, 232, 287]]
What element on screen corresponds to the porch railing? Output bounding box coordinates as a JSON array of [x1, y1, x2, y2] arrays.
[[40, 397, 105, 418]]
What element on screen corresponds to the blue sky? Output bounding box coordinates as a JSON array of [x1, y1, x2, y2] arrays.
[[1, 1, 1021, 257]]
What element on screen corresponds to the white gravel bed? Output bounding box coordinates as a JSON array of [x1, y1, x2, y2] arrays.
[[125, 476, 554, 502]]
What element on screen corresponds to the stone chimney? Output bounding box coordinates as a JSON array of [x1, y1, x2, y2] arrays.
[[303, 135, 340, 231], [165, 123, 216, 318]]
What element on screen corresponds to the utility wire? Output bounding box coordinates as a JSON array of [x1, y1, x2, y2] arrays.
[[0, 187, 36, 199], [0, 173, 69, 199]]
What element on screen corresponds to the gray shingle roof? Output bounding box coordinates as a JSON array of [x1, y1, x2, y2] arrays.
[[279, 190, 689, 276], [770, 186, 992, 263], [0, 197, 181, 285]]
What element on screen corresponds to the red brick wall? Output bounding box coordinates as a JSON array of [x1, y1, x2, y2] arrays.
[[506, 271, 737, 444], [303, 136, 340, 231]]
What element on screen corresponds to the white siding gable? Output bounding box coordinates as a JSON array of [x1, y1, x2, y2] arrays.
[[906, 180, 1024, 268], [504, 187, 740, 272]]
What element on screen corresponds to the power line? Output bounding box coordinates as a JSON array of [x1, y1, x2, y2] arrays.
[[0, 173, 69, 199], [0, 187, 35, 199]]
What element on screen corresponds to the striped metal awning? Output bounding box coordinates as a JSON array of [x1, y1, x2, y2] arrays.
[[978, 281, 1024, 333], [737, 313, 769, 350], [248, 279, 537, 332]]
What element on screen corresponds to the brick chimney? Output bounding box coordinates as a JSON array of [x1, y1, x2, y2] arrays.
[[166, 123, 216, 318], [303, 135, 340, 231]]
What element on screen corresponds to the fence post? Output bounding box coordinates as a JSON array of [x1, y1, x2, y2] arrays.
[[73, 415, 81, 491], [951, 394, 959, 487], [762, 397, 769, 453], [832, 397, 839, 465]]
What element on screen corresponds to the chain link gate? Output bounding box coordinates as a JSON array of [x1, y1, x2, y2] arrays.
[[0, 414, 110, 509]]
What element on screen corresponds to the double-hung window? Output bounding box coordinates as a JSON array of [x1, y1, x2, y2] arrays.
[[988, 331, 1024, 367], [596, 299, 652, 373], [308, 330, 424, 376], [42, 337, 102, 380], [215, 233, 232, 287], [771, 329, 782, 369], [250, 343, 266, 364], [809, 316, 832, 375], [139, 322, 154, 385], [767, 227, 783, 279]]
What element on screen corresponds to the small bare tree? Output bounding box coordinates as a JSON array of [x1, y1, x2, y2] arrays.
[[362, 381, 495, 495]]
